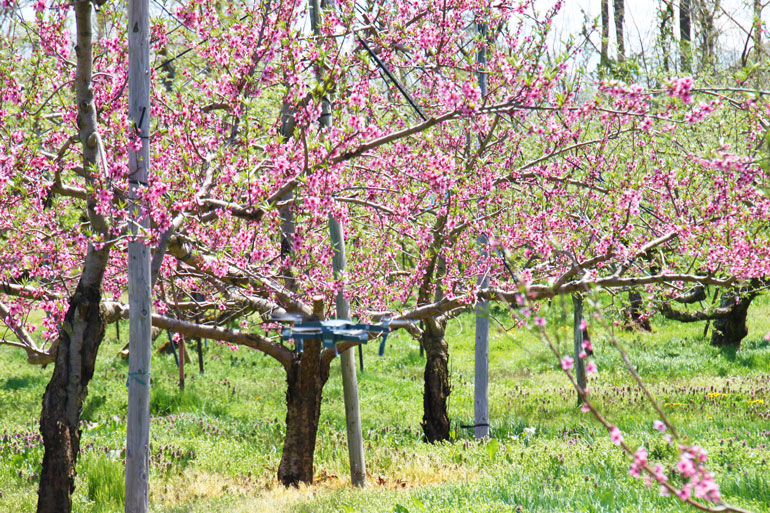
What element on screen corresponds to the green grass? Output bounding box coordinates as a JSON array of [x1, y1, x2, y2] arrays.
[[1, 296, 770, 512]]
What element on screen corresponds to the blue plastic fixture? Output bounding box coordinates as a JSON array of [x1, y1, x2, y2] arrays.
[[279, 319, 391, 356]]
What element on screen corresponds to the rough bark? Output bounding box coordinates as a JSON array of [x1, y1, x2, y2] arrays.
[[675, 285, 705, 304], [421, 318, 451, 443], [37, 2, 111, 511], [710, 293, 754, 348], [277, 339, 330, 486], [625, 290, 651, 331], [37, 250, 109, 513]]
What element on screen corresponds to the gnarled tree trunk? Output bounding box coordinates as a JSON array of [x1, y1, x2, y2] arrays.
[[37, 249, 109, 513], [278, 339, 329, 486], [711, 293, 754, 349], [421, 318, 450, 443], [37, 2, 111, 511]]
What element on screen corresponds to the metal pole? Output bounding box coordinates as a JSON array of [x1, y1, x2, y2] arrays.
[[358, 343, 364, 373], [473, 22, 490, 440], [126, 0, 152, 511], [312, 0, 366, 486], [178, 336, 185, 390]]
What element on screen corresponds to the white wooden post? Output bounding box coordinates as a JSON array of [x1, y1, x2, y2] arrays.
[[126, 0, 152, 511], [473, 22, 490, 440], [572, 294, 587, 403], [311, 0, 366, 487]]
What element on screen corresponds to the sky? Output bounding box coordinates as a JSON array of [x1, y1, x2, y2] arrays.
[[543, 0, 759, 72]]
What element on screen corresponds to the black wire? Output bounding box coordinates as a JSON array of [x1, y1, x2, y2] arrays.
[[357, 36, 427, 121]]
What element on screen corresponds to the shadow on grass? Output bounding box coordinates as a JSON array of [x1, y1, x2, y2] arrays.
[[1, 375, 44, 391]]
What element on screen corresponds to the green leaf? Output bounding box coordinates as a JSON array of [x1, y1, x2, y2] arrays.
[[411, 498, 427, 511], [394, 504, 410, 513], [485, 438, 499, 460]]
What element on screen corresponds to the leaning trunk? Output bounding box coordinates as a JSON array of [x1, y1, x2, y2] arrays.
[[37, 249, 109, 513], [710, 293, 754, 349], [278, 339, 329, 486], [38, 2, 111, 511], [421, 319, 450, 443]]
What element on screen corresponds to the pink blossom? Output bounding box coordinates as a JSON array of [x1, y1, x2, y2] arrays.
[[675, 484, 692, 501], [561, 355, 574, 370], [653, 420, 666, 433], [534, 316, 546, 327], [667, 76, 694, 104], [585, 360, 597, 375], [676, 454, 696, 477], [609, 426, 623, 445], [628, 446, 648, 478]]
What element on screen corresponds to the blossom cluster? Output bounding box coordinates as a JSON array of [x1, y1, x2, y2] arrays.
[[667, 77, 694, 104]]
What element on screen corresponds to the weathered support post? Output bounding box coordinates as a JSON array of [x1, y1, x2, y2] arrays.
[[330, 218, 367, 487], [572, 294, 587, 404], [312, 0, 366, 486], [126, 0, 152, 511], [473, 21, 490, 440]]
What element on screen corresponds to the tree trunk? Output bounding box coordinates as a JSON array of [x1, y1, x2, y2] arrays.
[[754, 0, 763, 62], [613, 0, 625, 62], [710, 293, 754, 349], [659, 0, 674, 72], [680, 0, 692, 72], [601, 0, 610, 71], [278, 339, 329, 486], [421, 318, 451, 443], [38, 2, 111, 511], [625, 291, 651, 331], [572, 294, 587, 404], [37, 249, 109, 513], [696, 0, 719, 71]]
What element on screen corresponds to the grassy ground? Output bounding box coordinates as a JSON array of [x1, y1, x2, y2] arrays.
[[1, 296, 770, 513]]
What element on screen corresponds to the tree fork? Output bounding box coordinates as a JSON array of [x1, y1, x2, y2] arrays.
[[710, 293, 756, 349]]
